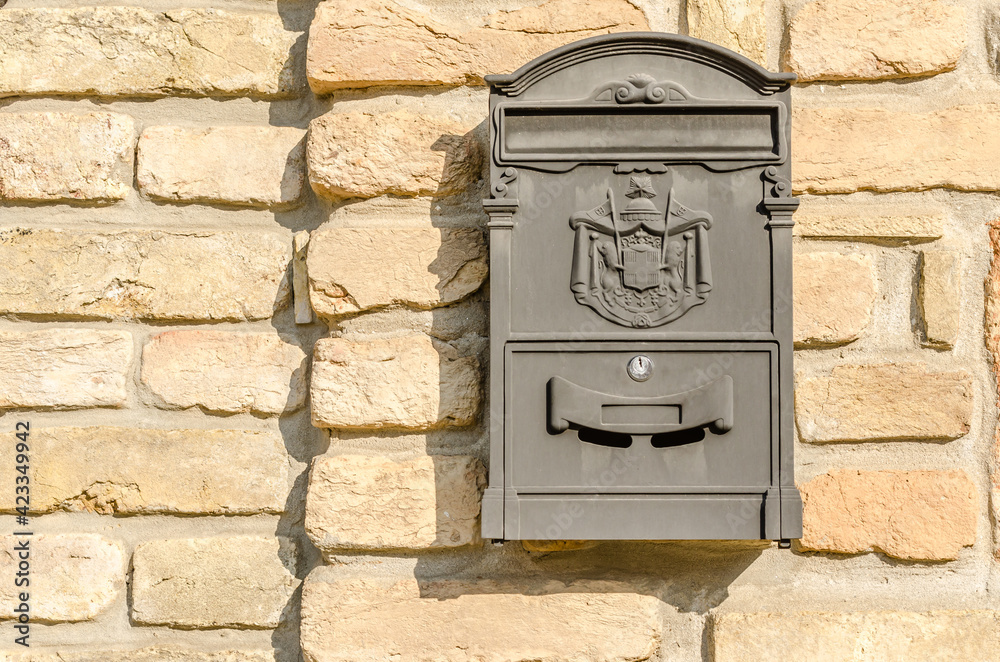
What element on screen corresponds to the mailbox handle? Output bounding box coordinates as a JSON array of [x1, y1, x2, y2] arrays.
[[547, 375, 733, 436]]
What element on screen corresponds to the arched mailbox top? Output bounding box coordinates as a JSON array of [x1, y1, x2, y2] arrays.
[[485, 33, 796, 173], [485, 32, 797, 98]]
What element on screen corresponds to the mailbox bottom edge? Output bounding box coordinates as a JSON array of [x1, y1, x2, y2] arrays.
[[501, 493, 781, 541]]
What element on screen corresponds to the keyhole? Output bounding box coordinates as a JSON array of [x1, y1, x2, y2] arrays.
[[627, 355, 652, 381]]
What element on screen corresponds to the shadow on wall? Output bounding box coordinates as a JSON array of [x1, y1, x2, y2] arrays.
[[268, 4, 330, 661]]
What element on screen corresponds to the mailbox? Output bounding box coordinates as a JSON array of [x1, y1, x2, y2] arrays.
[[482, 33, 801, 542]]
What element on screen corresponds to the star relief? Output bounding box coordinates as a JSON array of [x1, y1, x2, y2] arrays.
[[625, 176, 656, 199]]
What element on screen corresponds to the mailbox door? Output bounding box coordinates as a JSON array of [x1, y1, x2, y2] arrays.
[[502, 342, 780, 540]]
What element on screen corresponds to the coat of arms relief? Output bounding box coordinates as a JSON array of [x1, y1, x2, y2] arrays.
[[569, 175, 714, 328]]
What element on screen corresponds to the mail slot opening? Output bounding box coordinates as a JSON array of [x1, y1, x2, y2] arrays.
[[573, 424, 711, 449], [500, 105, 782, 161], [651, 427, 707, 448], [576, 427, 632, 448]]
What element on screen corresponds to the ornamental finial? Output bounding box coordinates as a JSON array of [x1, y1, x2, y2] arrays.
[[625, 175, 656, 199]]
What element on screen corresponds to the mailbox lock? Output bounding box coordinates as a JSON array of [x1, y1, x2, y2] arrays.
[[627, 355, 653, 382]]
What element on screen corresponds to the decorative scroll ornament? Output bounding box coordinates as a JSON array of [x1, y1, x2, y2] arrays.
[[763, 166, 791, 200], [492, 167, 518, 199], [569, 176, 714, 327], [590, 73, 692, 104], [762, 165, 799, 221]]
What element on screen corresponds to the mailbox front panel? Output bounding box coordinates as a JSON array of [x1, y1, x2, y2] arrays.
[[506, 343, 777, 491], [509, 169, 774, 336], [483, 33, 802, 542]]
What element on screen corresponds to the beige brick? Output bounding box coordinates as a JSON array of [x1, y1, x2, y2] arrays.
[[141, 331, 307, 415], [311, 334, 481, 430], [132, 536, 298, 628], [307, 110, 483, 200], [920, 250, 961, 348], [0, 427, 288, 515], [0, 112, 135, 203], [301, 568, 660, 662], [793, 252, 876, 347], [137, 126, 306, 208], [713, 610, 1000, 661], [0, 228, 290, 321], [306, 0, 647, 92], [306, 455, 485, 553], [687, 0, 766, 65], [799, 470, 976, 560], [334, 301, 488, 342], [3, 651, 275, 662], [0, 534, 124, 622], [795, 363, 972, 443], [794, 105, 1000, 194], [0, 330, 132, 410], [0, 8, 303, 98], [307, 228, 487, 318], [787, 0, 965, 82], [793, 208, 945, 240]]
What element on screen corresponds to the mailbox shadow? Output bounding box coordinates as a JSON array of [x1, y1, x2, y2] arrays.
[[408, 540, 766, 660], [401, 119, 769, 661]]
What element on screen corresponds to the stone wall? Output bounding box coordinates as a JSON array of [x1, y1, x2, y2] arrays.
[[1, 0, 999, 660]]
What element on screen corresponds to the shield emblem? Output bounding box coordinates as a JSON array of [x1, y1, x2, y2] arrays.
[[621, 244, 660, 291]]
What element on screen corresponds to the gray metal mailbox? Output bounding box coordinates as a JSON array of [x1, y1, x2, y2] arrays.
[[482, 33, 801, 542]]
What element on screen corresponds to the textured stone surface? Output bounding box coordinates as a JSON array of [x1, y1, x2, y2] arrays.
[[132, 537, 298, 628], [141, 331, 307, 415], [0, 8, 303, 97], [987, 221, 1000, 559], [3, 651, 276, 662], [713, 610, 1000, 660], [0, 112, 135, 203], [0, 427, 288, 515], [307, 228, 487, 317], [795, 363, 972, 443], [793, 252, 876, 347], [311, 334, 481, 429], [306, 454, 485, 553], [0, 330, 132, 410], [687, 0, 766, 65], [799, 470, 976, 560], [293, 231, 313, 324], [0, 534, 124, 622], [787, 0, 965, 81], [306, 0, 648, 92], [0, 228, 290, 321], [138, 126, 306, 207], [307, 110, 483, 199], [920, 250, 961, 348], [521, 540, 599, 553], [794, 105, 1000, 194], [312, 334, 481, 430], [793, 208, 945, 239], [301, 569, 661, 662]]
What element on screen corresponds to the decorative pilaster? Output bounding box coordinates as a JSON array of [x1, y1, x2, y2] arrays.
[[763, 165, 802, 540], [481, 167, 519, 539]]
